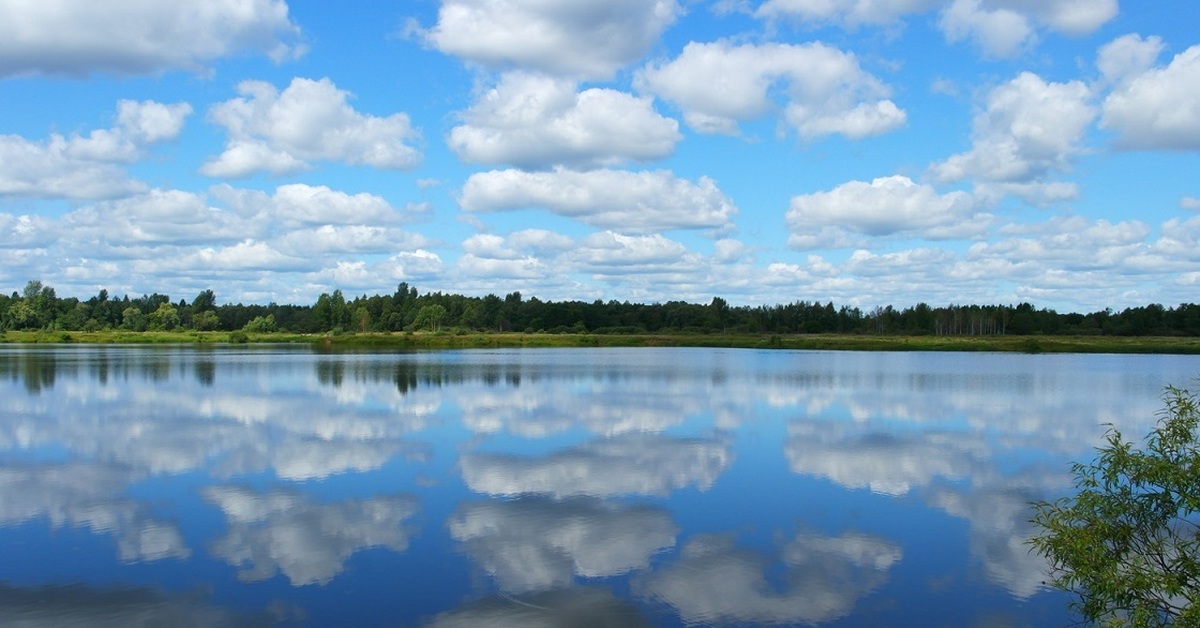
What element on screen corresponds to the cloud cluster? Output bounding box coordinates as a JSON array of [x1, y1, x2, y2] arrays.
[[939, 0, 1118, 58], [449, 497, 677, 592], [448, 73, 681, 169], [929, 72, 1095, 204], [204, 485, 419, 585], [420, 0, 680, 80], [636, 531, 901, 625], [203, 77, 421, 177], [0, 0, 303, 77], [786, 175, 985, 248], [0, 100, 191, 199], [1101, 43, 1200, 150], [637, 41, 905, 138], [460, 169, 736, 233], [460, 433, 733, 498]]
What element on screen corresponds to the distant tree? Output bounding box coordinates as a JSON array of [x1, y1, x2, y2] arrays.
[[413, 304, 447, 332], [192, 310, 220, 331], [121, 307, 148, 331], [242, 315, 278, 333], [148, 302, 180, 330], [1030, 386, 1200, 626], [192, 289, 217, 313]]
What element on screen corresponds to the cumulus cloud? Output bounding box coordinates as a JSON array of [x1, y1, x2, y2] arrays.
[[1096, 34, 1165, 86], [755, 0, 937, 28], [0, 0, 303, 77], [929, 72, 1095, 203], [204, 485, 419, 586], [929, 484, 1055, 599], [786, 422, 983, 495], [1101, 44, 1200, 150], [0, 100, 191, 200], [460, 433, 733, 498], [202, 77, 421, 177], [455, 379, 705, 437], [0, 462, 191, 564], [635, 532, 900, 625], [786, 175, 985, 247], [636, 40, 905, 138], [419, 0, 680, 79], [65, 189, 246, 247], [449, 497, 677, 592], [448, 73, 681, 169], [459, 169, 737, 233], [938, 0, 1117, 59]]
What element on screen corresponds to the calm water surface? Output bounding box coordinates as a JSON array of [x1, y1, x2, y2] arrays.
[[2, 345, 1199, 626]]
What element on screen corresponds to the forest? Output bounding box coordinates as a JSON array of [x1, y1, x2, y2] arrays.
[[2, 280, 1200, 337]]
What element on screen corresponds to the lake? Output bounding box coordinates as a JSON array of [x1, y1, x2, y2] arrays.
[[2, 345, 1199, 626]]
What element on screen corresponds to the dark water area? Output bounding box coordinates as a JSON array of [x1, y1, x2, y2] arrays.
[[2, 345, 1199, 626]]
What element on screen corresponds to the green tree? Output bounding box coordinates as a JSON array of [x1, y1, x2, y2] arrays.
[[413, 304, 447, 331], [121, 307, 148, 331], [148, 301, 180, 330], [192, 310, 220, 331], [242, 314, 278, 333], [1030, 386, 1200, 626]]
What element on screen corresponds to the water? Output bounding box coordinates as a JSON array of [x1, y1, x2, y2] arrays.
[[1, 345, 1198, 626]]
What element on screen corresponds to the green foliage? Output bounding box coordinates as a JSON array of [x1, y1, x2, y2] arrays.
[[242, 314, 277, 333], [121, 307, 148, 332], [192, 310, 220, 331], [148, 302, 180, 331], [413, 304, 448, 331], [1030, 386, 1200, 626]]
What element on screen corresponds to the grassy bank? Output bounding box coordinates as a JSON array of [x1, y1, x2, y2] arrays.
[[4, 329, 1200, 354]]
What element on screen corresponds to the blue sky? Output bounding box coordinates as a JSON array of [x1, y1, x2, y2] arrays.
[[1, 0, 1198, 312]]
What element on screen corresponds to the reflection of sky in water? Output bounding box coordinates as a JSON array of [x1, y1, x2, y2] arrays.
[[1, 345, 1198, 625]]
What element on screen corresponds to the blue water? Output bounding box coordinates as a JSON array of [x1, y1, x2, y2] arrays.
[[1, 345, 1198, 626]]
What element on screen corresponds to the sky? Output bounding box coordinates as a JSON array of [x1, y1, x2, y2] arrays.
[[0, 0, 1198, 312]]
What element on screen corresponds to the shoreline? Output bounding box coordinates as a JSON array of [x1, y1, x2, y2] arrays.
[[3, 330, 1200, 354]]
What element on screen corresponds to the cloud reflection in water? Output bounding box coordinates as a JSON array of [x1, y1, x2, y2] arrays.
[[203, 485, 420, 586]]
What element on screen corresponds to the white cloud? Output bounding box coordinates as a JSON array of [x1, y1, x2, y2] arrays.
[[636, 40, 905, 139], [0, 462, 191, 564], [270, 183, 404, 225], [0, 0, 302, 77], [786, 175, 984, 245], [170, 239, 307, 272], [1101, 44, 1200, 151], [929, 72, 1095, 202], [275, 225, 429, 256], [755, 0, 937, 28], [374, 250, 446, 282], [1097, 34, 1165, 86], [420, 0, 680, 79], [65, 189, 247, 247], [636, 532, 900, 625], [204, 485, 419, 586], [460, 168, 737, 233], [460, 433, 733, 498], [571, 232, 696, 271], [448, 72, 681, 169], [938, 0, 1116, 59], [939, 0, 1035, 58], [0, 213, 56, 249], [0, 100, 191, 200], [449, 497, 677, 593], [202, 77, 421, 177]]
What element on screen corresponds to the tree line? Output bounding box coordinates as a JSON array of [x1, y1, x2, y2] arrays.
[[3, 280, 1200, 337]]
